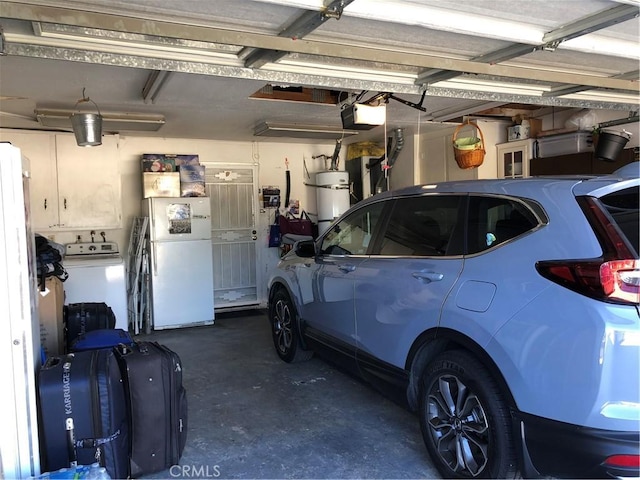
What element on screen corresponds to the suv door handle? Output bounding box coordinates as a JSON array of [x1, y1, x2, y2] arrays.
[[338, 264, 356, 273], [412, 271, 443, 283]]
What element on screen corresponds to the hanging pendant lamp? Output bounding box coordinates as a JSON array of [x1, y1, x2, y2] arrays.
[[70, 88, 103, 147]]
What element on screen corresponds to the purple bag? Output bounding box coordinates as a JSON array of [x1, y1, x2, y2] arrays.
[[278, 211, 313, 236]]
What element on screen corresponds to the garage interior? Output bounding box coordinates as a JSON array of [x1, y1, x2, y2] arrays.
[[140, 310, 438, 479], [1, 0, 639, 478]]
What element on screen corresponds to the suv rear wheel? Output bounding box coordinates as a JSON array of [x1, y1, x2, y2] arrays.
[[419, 351, 518, 478], [269, 288, 313, 363]]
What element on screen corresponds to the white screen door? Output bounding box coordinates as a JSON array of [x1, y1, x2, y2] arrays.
[[203, 164, 258, 310]]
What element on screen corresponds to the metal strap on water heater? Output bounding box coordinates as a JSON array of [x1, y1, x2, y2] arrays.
[[303, 182, 350, 189]]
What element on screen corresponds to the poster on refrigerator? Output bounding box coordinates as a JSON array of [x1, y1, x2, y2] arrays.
[[167, 203, 191, 234]]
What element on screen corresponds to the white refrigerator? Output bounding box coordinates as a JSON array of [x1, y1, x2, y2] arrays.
[[143, 197, 215, 329]]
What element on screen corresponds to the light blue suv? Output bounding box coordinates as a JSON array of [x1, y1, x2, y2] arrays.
[[267, 164, 640, 479]]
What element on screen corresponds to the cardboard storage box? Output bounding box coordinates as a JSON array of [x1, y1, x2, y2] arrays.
[[143, 172, 181, 198], [142, 153, 200, 167], [508, 125, 530, 141], [142, 157, 176, 172], [538, 131, 594, 158], [38, 277, 65, 357], [179, 164, 206, 197], [528, 118, 542, 138], [508, 119, 542, 142]]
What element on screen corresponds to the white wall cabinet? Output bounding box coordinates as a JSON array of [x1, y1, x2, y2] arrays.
[[0, 131, 58, 229], [0, 130, 122, 230], [54, 134, 121, 229], [496, 139, 536, 178]]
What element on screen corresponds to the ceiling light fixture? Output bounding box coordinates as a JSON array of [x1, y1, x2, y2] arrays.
[[430, 101, 505, 122], [70, 88, 103, 147], [253, 122, 359, 140], [35, 109, 166, 133]]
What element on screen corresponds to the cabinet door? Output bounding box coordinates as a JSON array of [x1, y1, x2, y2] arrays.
[[55, 134, 122, 228], [0, 130, 59, 229], [419, 127, 470, 183], [497, 140, 531, 178], [503, 149, 525, 178]]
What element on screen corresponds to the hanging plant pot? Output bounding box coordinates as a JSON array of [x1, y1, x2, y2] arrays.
[[595, 129, 631, 162]]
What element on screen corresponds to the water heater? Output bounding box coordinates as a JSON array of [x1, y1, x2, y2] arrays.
[[315, 171, 350, 235]]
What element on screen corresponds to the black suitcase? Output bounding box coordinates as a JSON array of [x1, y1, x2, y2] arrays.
[[64, 302, 116, 349], [115, 342, 188, 477], [38, 349, 130, 479]]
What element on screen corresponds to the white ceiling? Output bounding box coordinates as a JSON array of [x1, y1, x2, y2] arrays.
[[0, 0, 638, 143]]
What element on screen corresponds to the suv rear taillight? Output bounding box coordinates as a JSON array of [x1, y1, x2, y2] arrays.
[[536, 196, 640, 305], [604, 454, 640, 469]]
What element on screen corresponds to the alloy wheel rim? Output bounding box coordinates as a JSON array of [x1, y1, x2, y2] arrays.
[[273, 299, 293, 354], [426, 374, 489, 477]]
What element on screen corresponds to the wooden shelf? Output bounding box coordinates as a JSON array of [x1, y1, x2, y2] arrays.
[[530, 148, 637, 176]]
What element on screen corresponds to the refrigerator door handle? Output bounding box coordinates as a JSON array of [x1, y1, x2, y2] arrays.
[[149, 200, 155, 234], [152, 244, 158, 276]]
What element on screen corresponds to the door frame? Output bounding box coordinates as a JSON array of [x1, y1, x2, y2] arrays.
[[202, 162, 263, 311]]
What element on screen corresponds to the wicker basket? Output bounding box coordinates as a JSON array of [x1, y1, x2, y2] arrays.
[[452, 120, 486, 169]]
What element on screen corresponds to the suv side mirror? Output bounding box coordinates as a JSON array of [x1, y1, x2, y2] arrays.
[[295, 239, 316, 258]]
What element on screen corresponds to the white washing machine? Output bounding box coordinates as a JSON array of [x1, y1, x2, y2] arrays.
[[63, 242, 128, 331]]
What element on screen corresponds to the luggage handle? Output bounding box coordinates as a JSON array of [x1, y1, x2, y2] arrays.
[[44, 356, 61, 369], [66, 418, 77, 467], [116, 342, 145, 356], [76, 429, 121, 449], [119, 342, 149, 355]]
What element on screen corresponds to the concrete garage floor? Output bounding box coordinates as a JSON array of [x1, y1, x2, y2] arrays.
[[137, 310, 440, 479]]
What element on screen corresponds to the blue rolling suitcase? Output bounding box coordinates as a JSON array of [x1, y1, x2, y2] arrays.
[[38, 349, 130, 479], [70, 328, 134, 352]]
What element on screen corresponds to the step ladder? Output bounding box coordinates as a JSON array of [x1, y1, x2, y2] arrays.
[[127, 216, 149, 335]]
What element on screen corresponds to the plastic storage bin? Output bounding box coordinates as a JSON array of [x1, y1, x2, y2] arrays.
[[538, 131, 593, 158]]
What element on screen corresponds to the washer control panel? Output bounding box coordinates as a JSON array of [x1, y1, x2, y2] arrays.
[[66, 242, 119, 256]]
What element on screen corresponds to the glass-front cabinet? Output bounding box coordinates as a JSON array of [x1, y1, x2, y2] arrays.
[[496, 139, 536, 178]]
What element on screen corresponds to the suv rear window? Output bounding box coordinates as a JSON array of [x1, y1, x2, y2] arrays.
[[467, 196, 539, 254], [599, 185, 639, 256]]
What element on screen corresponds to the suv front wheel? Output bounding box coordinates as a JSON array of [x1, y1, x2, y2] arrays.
[[269, 288, 313, 363], [419, 350, 518, 478]]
